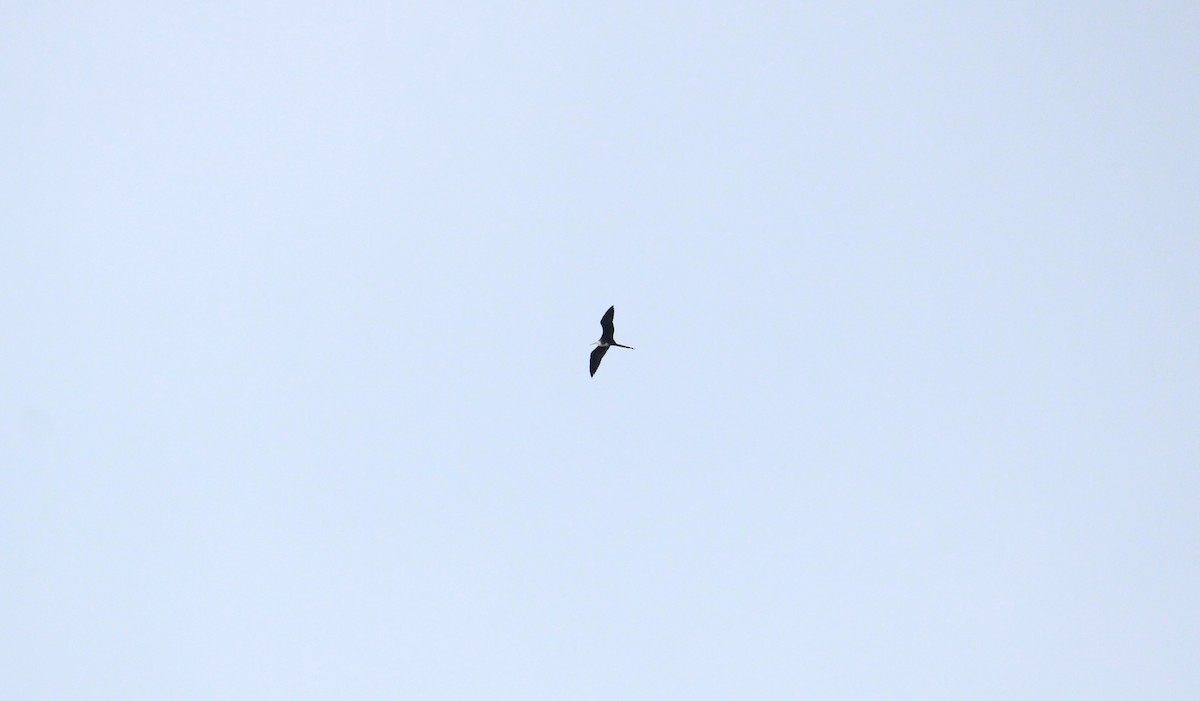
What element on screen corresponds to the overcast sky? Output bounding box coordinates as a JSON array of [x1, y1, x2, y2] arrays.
[[3, 3, 1198, 699]]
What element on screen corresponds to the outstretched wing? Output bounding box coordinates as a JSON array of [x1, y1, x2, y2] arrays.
[[599, 306, 616, 343], [589, 345, 609, 377]]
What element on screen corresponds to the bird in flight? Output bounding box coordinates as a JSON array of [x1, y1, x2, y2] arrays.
[[590, 305, 634, 376]]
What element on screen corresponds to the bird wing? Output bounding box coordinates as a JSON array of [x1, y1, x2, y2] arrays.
[[589, 345, 609, 377], [599, 306, 616, 343]]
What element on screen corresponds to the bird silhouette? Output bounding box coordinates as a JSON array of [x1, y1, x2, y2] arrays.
[[590, 306, 634, 376]]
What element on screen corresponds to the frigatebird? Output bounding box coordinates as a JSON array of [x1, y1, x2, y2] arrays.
[[590, 305, 634, 376]]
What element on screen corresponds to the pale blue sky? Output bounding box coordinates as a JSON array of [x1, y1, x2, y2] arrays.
[[3, 2, 1198, 699]]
